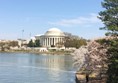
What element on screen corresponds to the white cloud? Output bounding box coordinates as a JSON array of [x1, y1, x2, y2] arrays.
[[49, 13, 102, 27]]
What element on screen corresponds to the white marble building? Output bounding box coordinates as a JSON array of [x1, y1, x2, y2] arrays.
[[39, 28, 65, 47]]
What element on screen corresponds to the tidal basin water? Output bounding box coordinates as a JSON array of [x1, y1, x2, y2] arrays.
[[0, 53, 75, 83]]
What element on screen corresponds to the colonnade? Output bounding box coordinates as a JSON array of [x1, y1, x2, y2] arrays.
[[40, 36, 64, 47]]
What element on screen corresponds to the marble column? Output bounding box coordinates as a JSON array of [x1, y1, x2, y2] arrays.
[[44, 38, 46, 46], [50, 37, 51, 46], [43, 38, 45, 46], [46, 38, 48, 46]]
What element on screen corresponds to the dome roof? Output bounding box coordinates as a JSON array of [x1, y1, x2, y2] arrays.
[[45, 28, 65, 36], [48, 28, 61, 32]]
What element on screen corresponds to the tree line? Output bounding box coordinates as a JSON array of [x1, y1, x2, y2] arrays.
[[64, 37, 87, 49], [27, 39, 40, 47], [0, 41, 18, 51]]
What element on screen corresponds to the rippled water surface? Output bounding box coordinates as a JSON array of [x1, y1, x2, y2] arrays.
[[0, 53, 75, 83]]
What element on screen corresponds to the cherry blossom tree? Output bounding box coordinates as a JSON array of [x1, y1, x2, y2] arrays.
[[73, 40, 108, 76]]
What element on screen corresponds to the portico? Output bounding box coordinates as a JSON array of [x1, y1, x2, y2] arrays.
[[40, 28, 65, 47]]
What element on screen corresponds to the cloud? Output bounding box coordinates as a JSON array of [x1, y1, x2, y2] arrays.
[[49, 13, 102, 27]]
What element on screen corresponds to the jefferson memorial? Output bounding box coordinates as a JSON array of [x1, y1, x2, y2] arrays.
[[38, 28, 65, 47]]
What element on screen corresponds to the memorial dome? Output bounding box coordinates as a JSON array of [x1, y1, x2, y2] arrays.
[[45, 28, 65, 36]]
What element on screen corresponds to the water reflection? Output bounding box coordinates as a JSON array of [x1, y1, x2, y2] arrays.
[[0, 53, 75, 83]]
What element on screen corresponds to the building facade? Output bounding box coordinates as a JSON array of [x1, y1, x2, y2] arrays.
[[39, 28, 65, 47]]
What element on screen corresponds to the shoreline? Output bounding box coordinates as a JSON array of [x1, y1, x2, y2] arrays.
[[0, 50, 72, 55]]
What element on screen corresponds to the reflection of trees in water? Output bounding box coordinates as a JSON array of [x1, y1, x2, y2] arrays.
[[33, 55, 73, 71], [36, 56, 65, 69]]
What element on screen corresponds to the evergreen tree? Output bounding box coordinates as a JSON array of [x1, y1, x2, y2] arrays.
[[99, 0, 118, 36], [106, 39, 118, 83], [27, 39, 34, 47], [99, 0, 118, 83], [27, 39, 40, 47], [35, 39, 40, 47]]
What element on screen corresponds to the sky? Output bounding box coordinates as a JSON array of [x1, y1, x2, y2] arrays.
[[0, 0, 106, 40]]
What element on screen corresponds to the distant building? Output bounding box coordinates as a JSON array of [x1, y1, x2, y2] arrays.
[[35, 28, 65, 47], [17, 39, 28, 47]]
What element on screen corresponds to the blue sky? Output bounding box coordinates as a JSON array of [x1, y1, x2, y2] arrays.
[[0, 0, 106, 40]]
